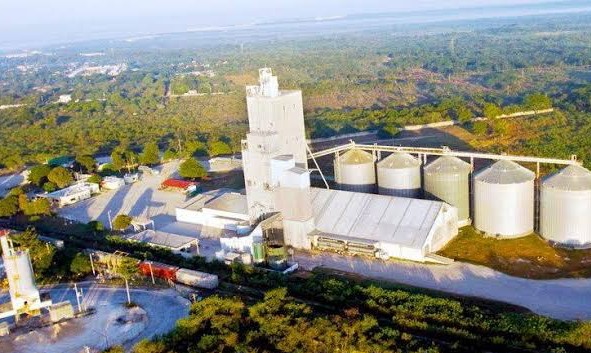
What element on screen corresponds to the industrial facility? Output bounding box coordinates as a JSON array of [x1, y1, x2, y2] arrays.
[[175, 68, 591, 267]]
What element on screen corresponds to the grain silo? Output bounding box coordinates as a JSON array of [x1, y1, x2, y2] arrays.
[[334, 149, 376, 193], [540, 165, 591, 248], [423, 156, 471, 224], [474, 160, 535, 238], [377, 153, 421, 198]]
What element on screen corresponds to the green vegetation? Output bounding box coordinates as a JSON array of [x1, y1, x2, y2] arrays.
[[0, 15, 586, 170], [112, 214, 132, 231], [178, 158, 207, 180], [47, 166, 73, 189], [439, 227, 591, 279], [129, 272, 591, 353], [139, 141, 161, 166]]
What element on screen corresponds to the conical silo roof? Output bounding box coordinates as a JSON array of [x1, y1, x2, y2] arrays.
[[377, 153, 420, 169], [339, 149, 374, 164], [543, 165, 591, 191], [423, 156, 471, 175], [474, 160, 535, 184]]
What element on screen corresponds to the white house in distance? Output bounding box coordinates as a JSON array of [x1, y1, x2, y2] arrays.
[[38, 182, 99, 207]]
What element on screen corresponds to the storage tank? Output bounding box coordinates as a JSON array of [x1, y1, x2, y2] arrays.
[[423, 156, 471, 224], [377, 153, 421, 198], [252, 242, 266, 264], [474, 160, 535, 238], [334, 149, 376, 193], [541, 165, 591, 248], [175, 268, 219, 289]]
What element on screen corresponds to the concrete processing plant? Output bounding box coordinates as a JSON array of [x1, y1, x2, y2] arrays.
[[207, 68, 591, 265]]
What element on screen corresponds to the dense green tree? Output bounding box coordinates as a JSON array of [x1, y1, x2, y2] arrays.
[[524, 93, 552, 110], [483, 103, 503, 119], [47, 166, 73, 189], [162, 148, 177, 161], [70, 252, 92, 277], [18, 194, 52, 216], [43, 182, 57, 192], [0, 196, 18, 218], [178, 158, 207, 180], [87, 174, 102, 184], [12, 228, 56, 277], [208, 140, 232, 156], [75, 155, 97, 173], [112, 214, 133, 231], [28, 164, 51, 186], [140, 142, 160, 166], [132, 340, 168, 353], [114, 256, 138, 304], [471, 121, 489, 135], [111, 149, 126, 171]]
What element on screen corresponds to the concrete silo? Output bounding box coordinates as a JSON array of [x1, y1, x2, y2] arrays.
[[423, 156, 471, 225], [377, 153, 421, 198], [474, 160, 535, 238], [334, 149, 376, 193], [0, 230, 44, 320], [541, 165, 591, 248]]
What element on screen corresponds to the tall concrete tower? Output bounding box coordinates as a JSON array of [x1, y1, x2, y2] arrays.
[[0, 229, 44, 321], [242, 68, 308, 223]]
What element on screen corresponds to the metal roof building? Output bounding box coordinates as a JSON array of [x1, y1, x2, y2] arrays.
[[309, 188, 458, 262], [541, 165, 591, 248], [474, 160, 535, 238], [124, 229, 199, 257]]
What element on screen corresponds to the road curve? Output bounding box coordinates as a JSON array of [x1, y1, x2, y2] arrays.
[[295, 251, 591, 321]]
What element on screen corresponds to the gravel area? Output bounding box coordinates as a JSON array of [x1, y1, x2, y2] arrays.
[[0, 283, 190, 353], [295, 251, 591, 321]]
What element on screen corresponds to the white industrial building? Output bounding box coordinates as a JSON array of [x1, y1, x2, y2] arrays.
[[175, 190, 251, 237], [39, 182, 100, 207], [309, 188, 457, 261]]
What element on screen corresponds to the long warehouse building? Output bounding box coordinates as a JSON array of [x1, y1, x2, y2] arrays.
[[309, 188, 458, 262]]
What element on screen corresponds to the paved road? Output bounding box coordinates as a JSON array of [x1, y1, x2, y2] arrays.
[[295, 251, 591, 321]]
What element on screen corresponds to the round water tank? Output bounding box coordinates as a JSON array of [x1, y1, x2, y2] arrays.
[[334, 149, 376, 193], [423, 156, 471, 223], [377, 153, 421, 198], [474, 160, 535, 238], [541, 165, 591, 248]]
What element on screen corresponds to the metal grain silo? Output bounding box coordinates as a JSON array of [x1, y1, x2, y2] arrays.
[[423, 156, 471, 224], [541, 165, 591, 248], [334, 149, 376, 193], [474, 160, 535, 238], [377, 152, 421, 198]]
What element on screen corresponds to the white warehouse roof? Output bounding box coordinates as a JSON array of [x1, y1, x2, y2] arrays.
[[310, 188, 454, 251]]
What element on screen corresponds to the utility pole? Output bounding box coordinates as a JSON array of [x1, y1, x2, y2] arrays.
[[89, 253, 96, 276], [148, 262, 155, 285], [107, 210, 113, 230], [74, 283, 82, 312]]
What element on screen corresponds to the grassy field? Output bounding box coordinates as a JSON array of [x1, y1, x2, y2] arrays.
[[439, 226, 591, 279]]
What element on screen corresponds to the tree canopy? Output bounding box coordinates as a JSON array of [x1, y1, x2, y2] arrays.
[[178, 158, 207, 180], [140, 141, 161, 166], [47, 166, 73, 189]]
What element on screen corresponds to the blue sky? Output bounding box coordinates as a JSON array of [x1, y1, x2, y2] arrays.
[[0, 0, 575, 48]]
